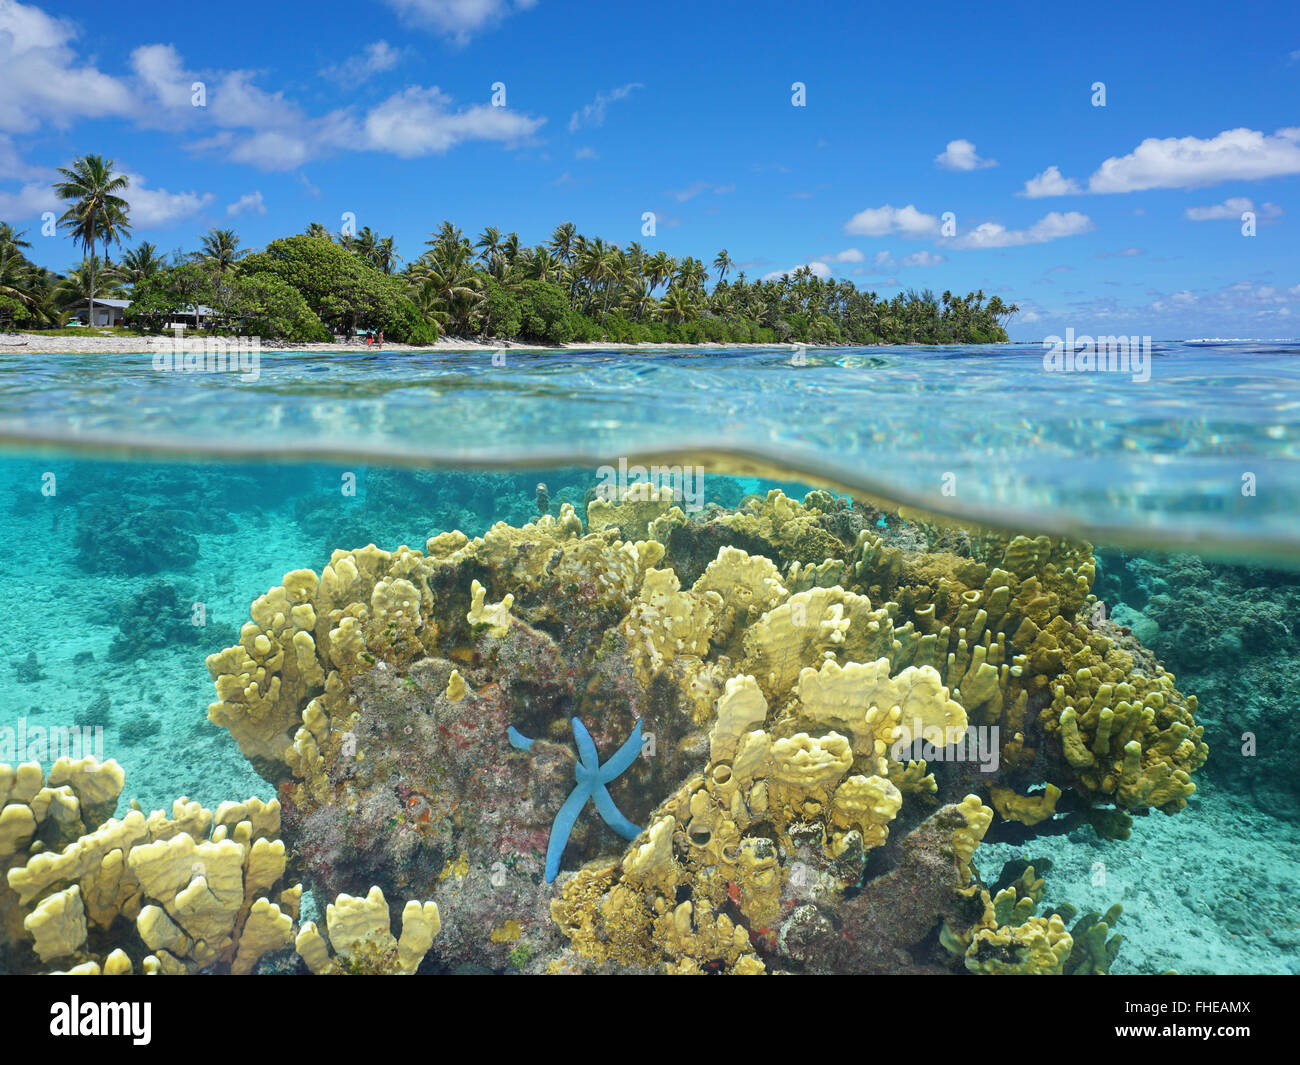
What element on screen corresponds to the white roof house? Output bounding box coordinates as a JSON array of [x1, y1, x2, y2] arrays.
[[70, 298, 215, 329], [71, 297, 131, 327]]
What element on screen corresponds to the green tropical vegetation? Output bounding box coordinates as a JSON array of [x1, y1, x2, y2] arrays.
[[0, 153, 1019, 345]]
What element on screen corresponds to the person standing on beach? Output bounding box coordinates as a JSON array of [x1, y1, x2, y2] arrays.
[[377, 331, 384, 350]]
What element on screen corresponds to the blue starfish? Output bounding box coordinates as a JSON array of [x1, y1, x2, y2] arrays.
[[508, 717, 644, 882]]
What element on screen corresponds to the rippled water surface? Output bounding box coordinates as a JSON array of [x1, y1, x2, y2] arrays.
[[2, 341, 1297, 558]]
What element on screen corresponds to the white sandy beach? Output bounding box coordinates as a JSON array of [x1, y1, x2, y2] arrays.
[[0, 332, 781, 355]]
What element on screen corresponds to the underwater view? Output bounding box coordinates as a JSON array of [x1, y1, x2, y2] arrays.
[[0, 343, 1296, 983]]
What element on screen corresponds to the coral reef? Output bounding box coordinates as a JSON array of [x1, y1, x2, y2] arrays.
[[75, 502, 200, 576], [1094, 549, 1300, 811], [942, 859, 1124, 975], [199, 487, 1205, 973], [109, 580, 205, 662], [0, 756, 438, 975]]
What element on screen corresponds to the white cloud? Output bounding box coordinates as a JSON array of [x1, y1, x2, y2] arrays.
[[1020, 165, 1082, 197], [1186, 196, 1254, 220], [123, 172, 214, 228], [1089, 127, 1300, 192], [322, 41, 402, 84], [130, 43, 197, 114], [383, 0, 535, 44], [1186, 196, 1283, 220], [949, 211, 1094, 249], [843, 204, 940, 239], [0, 1, 137, 132], [0, 180, 57, 221], [0, 3, 545, 174], [227, 190, 266, 216], [1028, 128, 1300, 197], [763, 261, 832, 281], [0, 133, 51, 181], [574, 146, 598, 160], [360, 86, 544, 157], [669, 180, 734, 202], [901, 250, 945, 267], [868, 249, 944, 270], [828, 248, 863, 263], [934, 138, 996, 171], [569, 83, 642, 132]]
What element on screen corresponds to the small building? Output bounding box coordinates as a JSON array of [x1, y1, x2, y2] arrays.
[[69, 298, 130, 328], [67, 299, 216, 330]]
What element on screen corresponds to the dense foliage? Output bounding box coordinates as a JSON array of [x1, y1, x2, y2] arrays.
[[2, 153, 1019, 345]]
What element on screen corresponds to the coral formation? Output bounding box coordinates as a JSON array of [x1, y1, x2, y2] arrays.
[[1, 755, 438, 975], [1094, 549, 1300, 811], [197, 486, 1205, 973]]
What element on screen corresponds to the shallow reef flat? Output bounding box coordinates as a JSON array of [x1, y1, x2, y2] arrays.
[[7, 477, 1279, 976]]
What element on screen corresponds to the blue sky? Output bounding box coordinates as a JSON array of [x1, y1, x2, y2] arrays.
[[2, 0, 1297, 339]]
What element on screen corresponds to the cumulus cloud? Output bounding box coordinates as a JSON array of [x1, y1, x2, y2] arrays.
[[934, 139, 996, 171], [1186, 196, 1283, 220], [0, 180, 57, 221], [1088, 127, 1300, 192], [569, 83, 642, 132], [360, 85, 544, 157], [1020, 165, 1082, 197], [321, 41, 403, 85], [123, 172, 215, 228], [1025, 128, 1300, 198], [828, 248, 863, 263], [869, 249, 945, 270], [0, 1, 137, 132], [843, 204, 940, 239], [763, 261, 832, 281], [383, 0, 535, 44], [901, 250, 945, 267], [949, 211, 1094, 249], [0, 166, 211, 230], [227, 190, 266, 216]]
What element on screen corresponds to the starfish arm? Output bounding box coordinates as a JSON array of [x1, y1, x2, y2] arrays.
[[599, 719, 644, 781], [592, 784, 643, 842], [571, 716, 599, 768], [507, 726, 534, 752], [545, 784, 592, 883]]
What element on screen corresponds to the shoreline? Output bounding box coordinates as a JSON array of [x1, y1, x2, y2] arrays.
[[0, 332, 790, 355]]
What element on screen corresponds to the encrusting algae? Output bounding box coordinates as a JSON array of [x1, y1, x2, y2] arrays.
[[2, 487, 1207, 973]]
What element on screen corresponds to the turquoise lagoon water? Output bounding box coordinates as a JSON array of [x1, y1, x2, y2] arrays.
[[1, 341, 1298, 974]]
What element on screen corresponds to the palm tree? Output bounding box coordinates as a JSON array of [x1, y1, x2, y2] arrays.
[[527, 245, 562, 284], [548, 222, 578, 266], [354, 226, 380, 267], [374, 236, 402, 275], [0, 241, 56, 327], [0, 223, 32, 254], [621, 279, 658, 322], [119, 242, 167, 287], [53, 256, 124, 320], [645, 250, 673, 293], [475, 226, 504, 275], [659, 285, 692, 324], [195, 228, 247, 274], [712, 249, 732, 284], [412, 236, 482, 335], [53, 154, 131, 328], [305, 222, 331, 239]]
